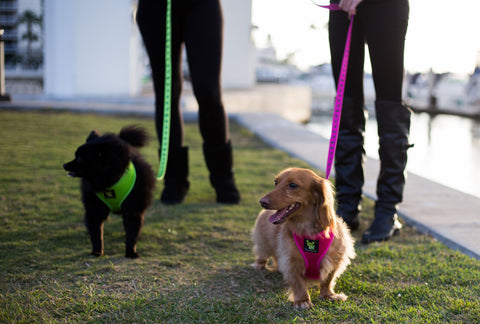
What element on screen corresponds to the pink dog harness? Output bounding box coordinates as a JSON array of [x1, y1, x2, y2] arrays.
[[293, 230, 334, 280]]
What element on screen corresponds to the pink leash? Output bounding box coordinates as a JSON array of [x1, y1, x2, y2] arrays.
[[315, 3, 354, 179]]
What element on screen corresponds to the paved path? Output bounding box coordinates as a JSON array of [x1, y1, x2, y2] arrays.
[[1, 97, 479, 260]]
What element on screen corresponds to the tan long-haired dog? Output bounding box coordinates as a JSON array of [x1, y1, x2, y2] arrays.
[[252, 168, 356, 309]]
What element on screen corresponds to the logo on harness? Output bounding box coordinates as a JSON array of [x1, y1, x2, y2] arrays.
[[101, 189, 117, 200], [304, 239, 319, 253]]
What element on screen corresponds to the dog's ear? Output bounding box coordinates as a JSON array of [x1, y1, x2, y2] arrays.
[[314, 177, 336, 234], [86, 130, 100, 142]]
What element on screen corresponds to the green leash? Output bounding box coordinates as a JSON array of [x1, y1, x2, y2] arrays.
[[157, 0, 172, 180]]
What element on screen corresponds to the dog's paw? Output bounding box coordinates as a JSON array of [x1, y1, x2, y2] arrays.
[[125, 251, 140, 259], [91, 251, 103, 257], [294, 299, 313, 309], [322, 292, 348, 301], [251, 261, 266, 270]]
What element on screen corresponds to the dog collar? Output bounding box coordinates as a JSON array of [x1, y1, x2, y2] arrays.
[[293, 230, 334, 280], [96, 162, 136, 213]]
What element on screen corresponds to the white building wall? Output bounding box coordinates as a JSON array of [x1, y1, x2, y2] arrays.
[[43, 0, 254, 98], [221, 0, 255, 89], [44, 0, 143, 97], [43, 0, 75, 96]]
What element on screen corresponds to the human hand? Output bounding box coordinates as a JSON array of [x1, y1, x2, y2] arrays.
[[339, 0, 362, 19]]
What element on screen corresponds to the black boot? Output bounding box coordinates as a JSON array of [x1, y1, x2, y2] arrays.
[[334, 97, 367, 230], [160, 146, 190, 204], [203, 140, 241, 204], [362, 100, 412, 243]]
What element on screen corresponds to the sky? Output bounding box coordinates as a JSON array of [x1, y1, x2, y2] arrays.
[[251, 0, 480, 74]]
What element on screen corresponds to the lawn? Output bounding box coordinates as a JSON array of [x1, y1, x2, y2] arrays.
[[0, 110, 479, 323]]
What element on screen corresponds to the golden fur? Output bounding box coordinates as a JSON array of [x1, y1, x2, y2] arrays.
[[252, 168, 356, 309]]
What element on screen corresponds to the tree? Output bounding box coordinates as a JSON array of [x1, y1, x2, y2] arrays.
[[17, 10, 42, 68]]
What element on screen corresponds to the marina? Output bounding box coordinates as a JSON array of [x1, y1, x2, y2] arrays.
[[308, 111, 480, 198]]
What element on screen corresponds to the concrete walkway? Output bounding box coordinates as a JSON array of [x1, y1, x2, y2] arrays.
[[1, 96, 479, 260]]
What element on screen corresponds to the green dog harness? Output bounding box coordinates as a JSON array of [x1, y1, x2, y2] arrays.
[[96, 162, 136, 213]]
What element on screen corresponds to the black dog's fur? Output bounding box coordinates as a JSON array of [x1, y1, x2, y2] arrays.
[[64, 125, 155, 258]]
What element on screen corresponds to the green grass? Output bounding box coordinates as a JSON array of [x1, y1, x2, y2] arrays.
[[0, 109, 479, 323]]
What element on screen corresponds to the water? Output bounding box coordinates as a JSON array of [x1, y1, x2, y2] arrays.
[[307, 112, 480, 198]]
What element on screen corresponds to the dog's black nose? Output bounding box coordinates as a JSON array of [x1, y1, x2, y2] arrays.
[[260, 198, 270, 209]]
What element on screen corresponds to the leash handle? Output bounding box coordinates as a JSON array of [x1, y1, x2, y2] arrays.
[[157, 0, 172, 180], [315, 3, 354, 179], [316, 3, 342, 10]]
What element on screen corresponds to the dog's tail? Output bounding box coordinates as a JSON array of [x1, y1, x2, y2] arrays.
[[119, 125, 149, 148]]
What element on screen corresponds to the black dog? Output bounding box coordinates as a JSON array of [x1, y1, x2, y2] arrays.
[[64, 125, 155, 258]]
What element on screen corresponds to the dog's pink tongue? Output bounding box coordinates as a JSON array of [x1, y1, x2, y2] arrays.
[[268, 207, 287, 224]]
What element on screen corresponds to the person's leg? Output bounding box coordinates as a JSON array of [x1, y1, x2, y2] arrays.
[[363, 0, 409, 102], [184, 0, 240, 204], [184, 0, 227, 147], [329, 9, 366, 101], [361, 0, 411, 242], [364, 100, 411, 242], [329, 9, 367, 229], [137, 0, 190, 204]]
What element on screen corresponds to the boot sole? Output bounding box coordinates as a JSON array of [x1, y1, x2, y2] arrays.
[[361, 226, 401, 244]]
